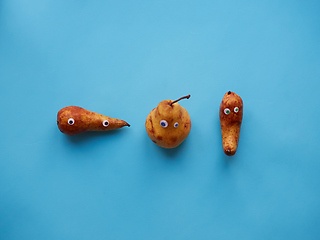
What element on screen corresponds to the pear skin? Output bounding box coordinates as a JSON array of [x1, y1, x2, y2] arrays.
[[57, 106, 130, 136], [219, 91, 243, 156], [145, 95, 191, 148]]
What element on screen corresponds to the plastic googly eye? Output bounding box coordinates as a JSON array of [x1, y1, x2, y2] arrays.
[[102, 120, 109, 127], [160, 120, 168, 128], [174, 122, 179, 128], [224, 108, 231, 115], [234, 107, 239, 113], [68, 118, 75, 125]]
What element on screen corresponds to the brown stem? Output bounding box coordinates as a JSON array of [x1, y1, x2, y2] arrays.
[[170, 94, 191, 106]]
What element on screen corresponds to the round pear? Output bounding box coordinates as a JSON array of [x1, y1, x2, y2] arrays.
[[145, 95, 191, 148]]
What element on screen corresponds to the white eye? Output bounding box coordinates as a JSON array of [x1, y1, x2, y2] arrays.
[[224, 108, 231, 115], [102, 120, 109, 127], [234, 107, 239, 113], [160, 120, 168, 128], [68, 118, 75, 125], [174, 122, 179, 128]]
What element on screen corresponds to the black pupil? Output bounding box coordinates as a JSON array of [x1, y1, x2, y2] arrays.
[[69, 120, 73, 124], [104, 121, 108, 126]]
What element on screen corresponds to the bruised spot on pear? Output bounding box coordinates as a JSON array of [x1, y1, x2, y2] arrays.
[[171, 136, 177, 143], [57, 106, 130, 136], [219, 91, 243, 156], [148, 117, 154, 134]]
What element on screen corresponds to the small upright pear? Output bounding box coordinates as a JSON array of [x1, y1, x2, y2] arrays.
[[219, 91, 243, 156], [57, 106, 130, 135], [145, 95, 191, 148]]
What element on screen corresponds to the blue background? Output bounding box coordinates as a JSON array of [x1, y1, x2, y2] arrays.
[[1, 0, 320, 239]]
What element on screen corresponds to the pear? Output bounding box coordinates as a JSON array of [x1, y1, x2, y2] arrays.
[[219, 91, 243, 156], [57, 106, 130, 136], [145, 95, 191, 148]]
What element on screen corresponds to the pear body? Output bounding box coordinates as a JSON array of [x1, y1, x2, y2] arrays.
[[145, 99, 191, 148], [57, 106, 130, 135], [219, 91, 243, 156]]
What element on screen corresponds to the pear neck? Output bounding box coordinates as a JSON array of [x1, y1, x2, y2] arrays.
[[170, 94, 191, 106]]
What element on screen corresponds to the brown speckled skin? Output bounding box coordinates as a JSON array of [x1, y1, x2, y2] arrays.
[[145, 100, 191, 148], [219, 91, 243, 156], [57, 106, 130, 136]]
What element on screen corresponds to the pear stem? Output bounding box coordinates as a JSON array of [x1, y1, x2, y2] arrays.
[[170, 94, 191, 106]]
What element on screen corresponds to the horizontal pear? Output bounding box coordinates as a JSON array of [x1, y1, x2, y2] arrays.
[[57, 106, 130, 136]]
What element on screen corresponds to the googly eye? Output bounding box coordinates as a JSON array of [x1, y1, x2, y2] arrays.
[[68, 118, 75, 125], [174, 122, 179, 128], [102, 120, 109, 127], [224, 108, 231, 115], [160, 120, 168, 128], [234, 107, 239, 113]]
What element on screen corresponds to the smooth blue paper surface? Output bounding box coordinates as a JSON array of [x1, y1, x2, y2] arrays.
[[1, 0, 320, 239]]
